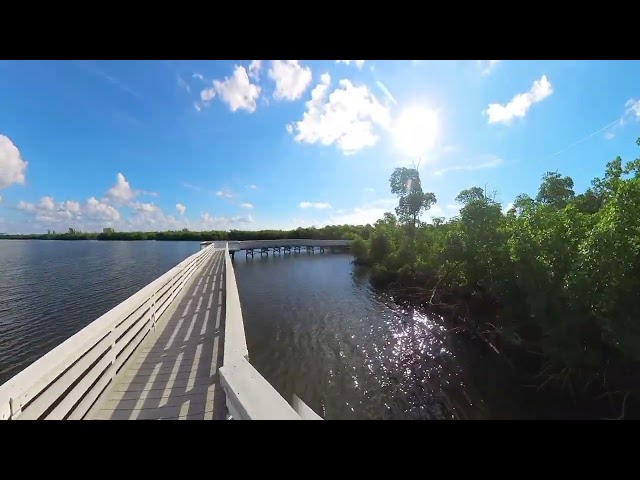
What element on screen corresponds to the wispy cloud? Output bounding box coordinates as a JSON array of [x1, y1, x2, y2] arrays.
[[477, 60, 501, 76], [549, 119, 620, 158], [433, 154, 504, 176], [216, 189, 234, 199], [139, 189, 158, 198], [299, 201, 332, 209], [247, 184, 258, 190], [336, 60, 365, 69], [376, 81, 397, 105], [180, 181, 203, 192], [72, 61, 144, 101], [177, 75, 190, 93], [240, 202, 254, 209], [547, 99, 640, 159]]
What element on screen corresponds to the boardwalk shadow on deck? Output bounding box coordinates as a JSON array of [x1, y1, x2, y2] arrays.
[[92, 252, 227, 420]]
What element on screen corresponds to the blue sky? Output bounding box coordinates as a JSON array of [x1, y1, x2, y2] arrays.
[[0, 59, 639, 233]]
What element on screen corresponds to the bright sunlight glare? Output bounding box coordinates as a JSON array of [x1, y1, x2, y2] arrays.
[[392, 106, 439, 158]]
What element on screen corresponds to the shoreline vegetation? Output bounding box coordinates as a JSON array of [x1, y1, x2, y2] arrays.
[[350, 136, 640, 419], [0, 225, 369, 242]]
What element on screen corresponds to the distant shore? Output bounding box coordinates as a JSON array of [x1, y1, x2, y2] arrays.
[[0, 225, 369, 243]]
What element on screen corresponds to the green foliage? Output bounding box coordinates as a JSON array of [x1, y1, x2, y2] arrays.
[[389, 167, 436, 236], [351, 237, 369, 264], [357, 137, 640, 392], [535, 171, 575, 208]]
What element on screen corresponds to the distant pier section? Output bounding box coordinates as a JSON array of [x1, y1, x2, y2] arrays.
[[200, 239, 352, 259]]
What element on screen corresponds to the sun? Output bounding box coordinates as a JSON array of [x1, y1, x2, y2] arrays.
[[392, 106, 439, 158]]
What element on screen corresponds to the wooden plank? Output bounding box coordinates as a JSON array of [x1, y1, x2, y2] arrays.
[[107, 383, 213, 402], [119, 370, 211, 384], [111, 376, 204, 393]]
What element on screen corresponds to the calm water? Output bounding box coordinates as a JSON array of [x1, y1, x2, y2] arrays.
[[1, 241, 564, 419], [0, 240, 199, 385], [233, 252, 536, 420]]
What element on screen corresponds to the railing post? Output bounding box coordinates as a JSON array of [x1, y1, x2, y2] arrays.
[[9, 397, 20, 420], [150, 293, 157, 331]]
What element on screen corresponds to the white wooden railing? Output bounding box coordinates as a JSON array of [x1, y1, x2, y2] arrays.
[[218, 243, 321, 420], [0, 245, 215, 420]]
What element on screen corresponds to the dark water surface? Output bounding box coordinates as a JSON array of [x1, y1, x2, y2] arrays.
[[233, 253, 540, 420], [0, 240, 198, 385]]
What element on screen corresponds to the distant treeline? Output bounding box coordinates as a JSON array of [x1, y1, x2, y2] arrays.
[[0, 225, 374, 242]]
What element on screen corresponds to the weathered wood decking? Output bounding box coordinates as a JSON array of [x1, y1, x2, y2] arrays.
[[87, 250, 226, 420]]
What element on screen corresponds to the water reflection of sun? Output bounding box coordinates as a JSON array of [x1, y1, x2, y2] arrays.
[[359, 304, 463, 419]]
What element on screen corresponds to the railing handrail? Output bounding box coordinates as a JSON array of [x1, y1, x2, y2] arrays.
[[223, 243, 248, 365], [219, 242, 321, 420], [0, 245, 215, 420]]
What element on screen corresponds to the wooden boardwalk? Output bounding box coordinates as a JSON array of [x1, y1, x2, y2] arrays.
[[87, 250, 226, 420]]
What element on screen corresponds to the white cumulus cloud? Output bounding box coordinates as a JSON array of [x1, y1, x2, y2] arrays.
[[248, 60, 262, 80], [106, 173, 135, 204], [240, 202, 254, 209], [625, 98, 640, 119], [485, 74, 553, 124], [176, 203, 186, 215], [287, 73, 391, 155], [132, 201, 160, 213], [18, 195, 120, 229], [268, 60, 312, 101], [212, 65, 261, 113], [86, 197, 120, 221], [0, 134, 28, 189]]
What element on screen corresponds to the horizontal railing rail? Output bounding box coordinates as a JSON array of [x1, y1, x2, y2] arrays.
[[222, 243, 249, 366], [218, 243, 321, 420], [0, 245, 215, 420]]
